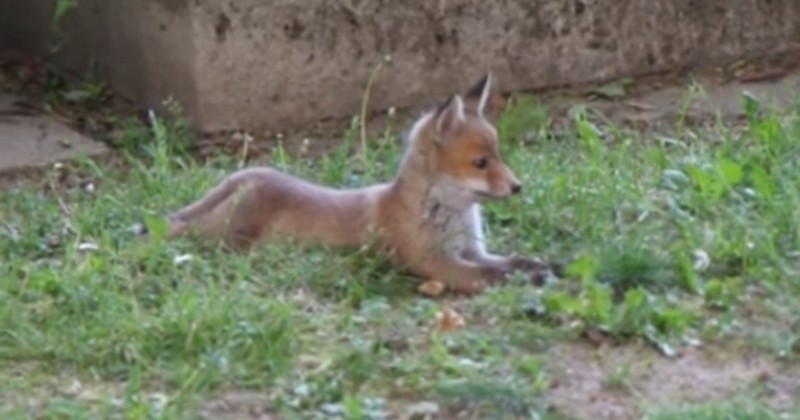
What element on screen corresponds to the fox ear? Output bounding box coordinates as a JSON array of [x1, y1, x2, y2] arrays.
[[435, 95, 465, 139], [463, 73, 492, 116]]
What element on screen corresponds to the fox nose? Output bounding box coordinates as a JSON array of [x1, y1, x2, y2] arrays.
[[511, 183, 522, 195]]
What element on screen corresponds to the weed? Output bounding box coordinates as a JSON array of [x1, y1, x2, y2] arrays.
[[604, 363, 633, 392], [115, 102, 196, 158], [52, 0, 79, 52]]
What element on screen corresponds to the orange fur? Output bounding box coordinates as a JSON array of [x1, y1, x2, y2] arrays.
[[163, 74, 547, 295]]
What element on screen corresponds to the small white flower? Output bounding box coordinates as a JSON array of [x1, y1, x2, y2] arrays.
[[130, 223, 147, 236], [387, 106, 396, 117], [173, 254, 194, 265], [692, 249, 710, 272], [84, 182, 95, 193], [456, 358, 484, 369], [77, 242, 99, 252]]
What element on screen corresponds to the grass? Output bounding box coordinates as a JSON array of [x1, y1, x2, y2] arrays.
[[647, 400, 795, 420], [1, 91, 800, 419]]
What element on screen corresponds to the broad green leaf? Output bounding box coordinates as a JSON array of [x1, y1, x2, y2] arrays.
[[566, 254, 599, 283], [750, 164, 775, 200], [715, 158, 743, 186], [741, 91, 761, 125]]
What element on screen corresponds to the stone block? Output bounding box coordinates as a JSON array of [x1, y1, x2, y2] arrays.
[[2, 0, 798, 134]]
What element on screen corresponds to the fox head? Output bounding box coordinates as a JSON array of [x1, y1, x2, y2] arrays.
[[422, 73, 522, 201]]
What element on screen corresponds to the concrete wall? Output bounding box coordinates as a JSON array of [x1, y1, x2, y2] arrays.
[[2, 0, 799, 134], [0, 0, 198, 119]]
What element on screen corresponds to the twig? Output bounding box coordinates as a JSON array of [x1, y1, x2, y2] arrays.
[[48, 179, 78, 235], [340, 0, 369, 24], [359, 57, 388, 169], [0, 219, 20, 241], [238, 132, 253, 169]]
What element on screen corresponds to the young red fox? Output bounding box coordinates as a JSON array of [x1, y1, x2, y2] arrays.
[[162, 74, 549, 294]]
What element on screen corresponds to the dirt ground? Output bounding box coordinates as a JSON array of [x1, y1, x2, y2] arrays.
[[544, 341, 799, 419], [194, 339, 799, 419]]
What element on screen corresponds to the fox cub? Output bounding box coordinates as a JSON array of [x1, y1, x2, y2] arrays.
[[163, 74, 548, 294]]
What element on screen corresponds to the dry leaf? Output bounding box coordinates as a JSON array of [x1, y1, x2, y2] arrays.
[[418, 280, 446, 297], [434, 306, 465, 332], [584, 326, 610, 346]]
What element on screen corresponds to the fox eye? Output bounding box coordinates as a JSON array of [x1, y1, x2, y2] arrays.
[[473, 157, 489, 169]]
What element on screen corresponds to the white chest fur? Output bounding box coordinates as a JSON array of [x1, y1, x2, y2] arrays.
[[422, 182, 485, 256]]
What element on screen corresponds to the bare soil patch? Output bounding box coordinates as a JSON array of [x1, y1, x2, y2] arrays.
[[545, 342, 799, 419]]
